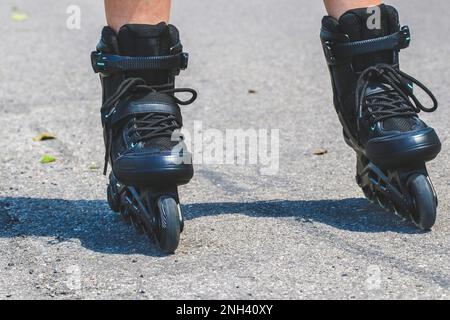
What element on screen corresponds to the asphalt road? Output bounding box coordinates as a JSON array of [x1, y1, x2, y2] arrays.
[[0, 0, 449, 299]]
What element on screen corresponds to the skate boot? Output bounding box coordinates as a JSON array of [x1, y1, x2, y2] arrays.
[[92, 23, 196, 252], [320, 5, 441, 230]]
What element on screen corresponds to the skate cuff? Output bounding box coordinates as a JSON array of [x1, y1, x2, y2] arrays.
[[322, 26, 410, 64], [91, 52, 189, 74]]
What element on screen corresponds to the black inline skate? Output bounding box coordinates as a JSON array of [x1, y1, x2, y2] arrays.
[[320, 5, 441, 230], [92, 23, 196, 252]]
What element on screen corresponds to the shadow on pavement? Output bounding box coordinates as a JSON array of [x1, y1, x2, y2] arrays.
[[184, 198, 420, 233], [0, 196, 420, 256]]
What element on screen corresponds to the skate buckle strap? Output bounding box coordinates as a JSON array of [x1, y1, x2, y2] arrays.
[[323, 26, 411, 64], [91, 51, 189, 74]]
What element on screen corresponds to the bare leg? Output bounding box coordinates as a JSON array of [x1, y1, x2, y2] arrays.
[[105, 0, 172, 32], [323, 0, 381, 19]]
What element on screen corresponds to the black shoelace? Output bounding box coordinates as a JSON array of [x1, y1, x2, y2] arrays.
[[101, 77, 197, 174], [355, 64, 438, 133]]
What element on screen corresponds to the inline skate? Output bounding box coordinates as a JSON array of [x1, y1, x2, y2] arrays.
[[92, 23, 196, 252], [320, 5, 441, 230]]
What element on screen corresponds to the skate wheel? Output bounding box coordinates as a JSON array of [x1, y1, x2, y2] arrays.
[[156, 196, 181, 254], [107, 183, 120, 213], [179, 203, 185, 234], [362, 186, 376, 203], [376, 193, 394, 213], [408, 174, 437, 231], [393, 204, 408, 219], [130, 213, 145, 234], [120, 205, 131, 224]]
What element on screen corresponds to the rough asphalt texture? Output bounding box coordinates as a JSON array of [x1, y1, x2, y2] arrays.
[[0, 0, 449, 300]]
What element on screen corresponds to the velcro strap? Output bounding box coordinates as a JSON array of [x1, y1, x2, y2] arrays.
[[105, 101, 182, 126], [92, 52, 189, 74], [323, 26, 410, 64]]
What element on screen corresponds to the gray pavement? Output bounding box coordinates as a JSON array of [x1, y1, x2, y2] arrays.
[[0, 0, 449, 299]]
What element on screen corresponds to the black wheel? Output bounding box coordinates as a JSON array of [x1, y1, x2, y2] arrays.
[[361, 186, 376, 203], [130, 213, 145, 234], [180, 206, 185, 234], [119, 204, 131, 224], [156, 196, 181, 254], [107, 183, 120, 212], [408, 174, 437, 231], [376, 193, 394, 213], [393, 203, 409, 219]]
